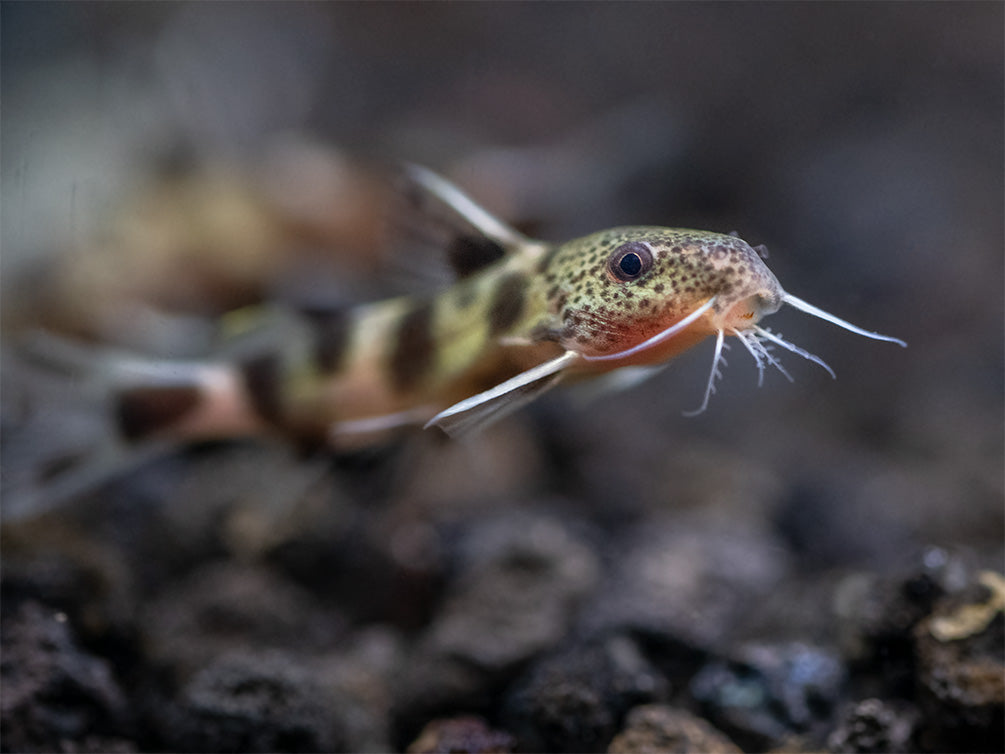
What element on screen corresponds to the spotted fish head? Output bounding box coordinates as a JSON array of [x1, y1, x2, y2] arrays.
[[542, 226, 783, 363]]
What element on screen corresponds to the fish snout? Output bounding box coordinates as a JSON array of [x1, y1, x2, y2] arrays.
[[718, 289, 783, 331]]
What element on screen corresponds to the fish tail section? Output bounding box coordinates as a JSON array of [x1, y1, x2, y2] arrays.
[[3, 334, 280, 520], [111, 360, 269, 443], [115, 384, 205, 441], [19, 330, 289, 444]]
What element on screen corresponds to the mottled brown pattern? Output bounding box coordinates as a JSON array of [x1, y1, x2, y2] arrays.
[[487, 272, 527, 335], [453, 283, 478, 310], [390, 302, 436, 391], [239, 354, 284, 425], [536, 245, 559, 274], [534, 226, 784, 355], [116, 385, 202, 440]]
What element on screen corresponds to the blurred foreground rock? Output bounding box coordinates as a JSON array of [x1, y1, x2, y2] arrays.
[[607, 704, 741, 754], [0, 602, 135, 753], [406, 716, 515, 754]]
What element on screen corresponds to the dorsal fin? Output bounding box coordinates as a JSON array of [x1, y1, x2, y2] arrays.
[[401, 164, 529, 247], [395, 164, 529, 279], [445, 235, 507, 278]]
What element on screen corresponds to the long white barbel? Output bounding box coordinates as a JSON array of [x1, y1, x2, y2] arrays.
[[581, 297, 717, 363], [782, 292, 907, 347]]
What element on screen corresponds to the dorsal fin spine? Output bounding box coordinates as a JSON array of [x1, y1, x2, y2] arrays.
[[402, 164, 529, 249]]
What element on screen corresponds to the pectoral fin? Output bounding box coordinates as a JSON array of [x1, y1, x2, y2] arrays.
[[425, 351, 579, 437], [569, 363, 669, 403]]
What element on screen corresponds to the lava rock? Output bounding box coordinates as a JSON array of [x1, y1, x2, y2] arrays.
[[607, 704, 741, 754], [0, 601, 133, 752], [151, 624, 400, 752], [690, 641, 845, 750], [913, 570, 1004, 753], [502, 635, 667, 753], [833, 547, 965, 696], [159, 650, 343, 753], [407, 716, 516, 753], [582, 519, 787, 654], [1, 518, 136, 642], [316, 626, 403, 752], [139, 561, 344, 677], [394, 512, 600, 734], [826, 698, 918, 753], [430, 512, 600, 671], [394, 652, 492, 746], [771, 474, 917, 571]]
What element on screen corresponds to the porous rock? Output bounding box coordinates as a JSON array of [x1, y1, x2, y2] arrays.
[[826, 698, 918, 753], [159, 649, 342, 753], [502, 635, 667, 753], [832, 548, 961, 695], [407, 715, 516, 753], [395, 512, 600, 732], [139, 560, 344, 677], [0, 601, 133, 753], [430, 512, 600, 670], [582, 519, 787, 653], [1, 517, 136, 642], [690, 641, 845, 750], [913, 570, 1004, 753], [607, 704, 741, 754], [316, 626, 402, 752]]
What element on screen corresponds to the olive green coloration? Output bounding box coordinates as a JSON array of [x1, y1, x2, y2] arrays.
[[535, 227, 783, 357], [83, 166, 903, 447]]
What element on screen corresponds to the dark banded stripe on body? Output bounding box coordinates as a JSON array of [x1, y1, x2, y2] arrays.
[[301, 306, 352, 372], [487, 272, 527, 335], [238, 354, 285, 426], [117, 385, 202, 441], [447, 235, 506, 277], [389, 301, 436, 392]]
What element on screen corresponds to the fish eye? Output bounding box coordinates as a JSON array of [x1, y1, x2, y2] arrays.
[[607, 242, 653, 282]]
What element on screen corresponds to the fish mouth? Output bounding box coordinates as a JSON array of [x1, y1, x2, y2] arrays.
[[715, 291, 783, 331]]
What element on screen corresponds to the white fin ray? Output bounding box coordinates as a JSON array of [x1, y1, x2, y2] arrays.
[[402, 164, 530, 249], [3, 336, 182, 521], [754, 326, 836, 379], [425, 350, 580, 437], [782, 293, 907, 346], [19, 329, 228, 391], [582, 297, 717, 363], [2, 439, 177, 522], [570, 363, 670, 403], [331, 407, 438, 439], [683, 329, 728, 416]]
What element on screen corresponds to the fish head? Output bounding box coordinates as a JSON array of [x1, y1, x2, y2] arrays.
[[546, 227, 784, 365]]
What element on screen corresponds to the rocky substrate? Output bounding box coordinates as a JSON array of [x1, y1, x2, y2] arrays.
[[1, 437, 1001, 753], [3, 5, 1002, 752]]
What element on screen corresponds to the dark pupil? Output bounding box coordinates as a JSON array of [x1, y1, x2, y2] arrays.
[[619, 252, 643, 277]]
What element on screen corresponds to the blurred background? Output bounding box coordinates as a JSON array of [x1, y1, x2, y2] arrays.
[[2, 3, 1002, 753]]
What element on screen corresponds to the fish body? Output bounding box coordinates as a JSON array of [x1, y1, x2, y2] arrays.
[[65, 166, 904, 448]]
